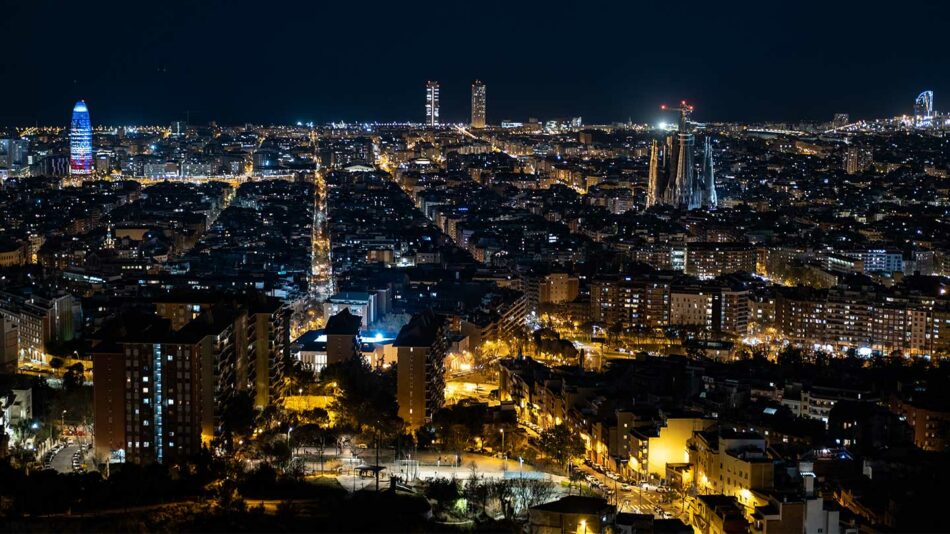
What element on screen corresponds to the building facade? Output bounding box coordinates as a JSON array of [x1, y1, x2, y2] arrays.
[[395, 310, 448, 430], [93, 297, 289, 464]]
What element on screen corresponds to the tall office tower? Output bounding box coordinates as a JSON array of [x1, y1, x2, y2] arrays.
[[69, 100, 93, 175], [395, 310, 448, 430], [915, 90, 934, 128], [471, 80, 486, 128], [647, 102, 716, 211], [425, 81, 440, 126]]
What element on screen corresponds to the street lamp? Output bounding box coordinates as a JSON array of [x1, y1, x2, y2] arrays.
[[287, 426, 294, 458], [499, 428, 506, 466]]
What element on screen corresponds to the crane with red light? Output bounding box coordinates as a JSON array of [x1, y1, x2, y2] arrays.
[[660, 100, 694, 130]]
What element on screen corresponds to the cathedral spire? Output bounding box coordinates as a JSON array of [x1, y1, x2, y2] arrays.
[[649, 101, 717, 211], [647, 140, 659, 207], [702, 136, 717, 210]]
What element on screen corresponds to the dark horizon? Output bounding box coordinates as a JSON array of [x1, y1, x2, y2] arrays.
[[0, 0, 947, 127]]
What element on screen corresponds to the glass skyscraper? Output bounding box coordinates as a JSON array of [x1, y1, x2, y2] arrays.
[[69, 100, 93, 175]]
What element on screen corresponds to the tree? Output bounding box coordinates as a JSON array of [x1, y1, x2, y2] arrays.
[[259, 438, 292, 470], [302, 407, 329, 426], [281, 358, 313, 397], [464, 473, 491, 518], [424, 477, 461, 507], [321, 355, 401, 437], [512, 478, 556, 515], [432, 403, 486, 455], [568, 466, 586, 495], [62, 362, 85, 391], [778, 346, 805, 366], [219, 390, 256, 450], [487, 478, 516, 520], [536, 424, 585, 467], [414, 426, 436, 449]]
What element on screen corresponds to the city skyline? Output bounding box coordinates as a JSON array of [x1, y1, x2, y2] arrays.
[[0, 1, 948, 126], [3, 87, 946, 130]]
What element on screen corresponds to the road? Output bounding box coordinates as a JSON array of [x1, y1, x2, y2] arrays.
[[576, 463, 685, 519], [301, 447, 567, 493], [50, 443, 96, 474], [50, 444, 81, 473]]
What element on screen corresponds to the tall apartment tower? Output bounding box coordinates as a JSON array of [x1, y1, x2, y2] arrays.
[[395, 310, 448, 430], [425, 81, 440, 126], [92, 296, 290, 464], [471, 80, 486, 128]]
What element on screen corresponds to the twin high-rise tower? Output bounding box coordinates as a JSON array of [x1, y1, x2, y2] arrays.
[[424, 80, 487, 128], [646, 102, 717, 210], [425, 81, 440, 126], [470, 80, 486, 128]]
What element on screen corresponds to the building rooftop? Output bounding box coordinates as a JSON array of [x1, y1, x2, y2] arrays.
[[530, 495, 611, 515], [325, 308, 362, 336], [394, 310, 445, 348]]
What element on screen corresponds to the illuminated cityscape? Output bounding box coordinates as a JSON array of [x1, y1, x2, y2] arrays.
[[0, 2, 948, 533]]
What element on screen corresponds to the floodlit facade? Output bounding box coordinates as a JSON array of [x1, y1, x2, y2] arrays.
[[69, 100, 93, 175]]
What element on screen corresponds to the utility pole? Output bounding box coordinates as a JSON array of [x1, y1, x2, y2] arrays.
[[375, 427, 380, 492], [319, 434, 325, 475], [500, 428, 506, 468]]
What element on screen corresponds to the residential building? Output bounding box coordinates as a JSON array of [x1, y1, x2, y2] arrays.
[[395, 310, 448, 430]]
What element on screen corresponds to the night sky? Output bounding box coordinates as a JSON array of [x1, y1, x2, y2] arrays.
[[1, 0, 947, 126]]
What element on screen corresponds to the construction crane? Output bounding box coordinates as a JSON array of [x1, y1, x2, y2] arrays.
[[660, 100, 694, 130]]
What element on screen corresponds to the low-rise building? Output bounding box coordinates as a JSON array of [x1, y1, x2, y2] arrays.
[[529, 496, 615, 534]]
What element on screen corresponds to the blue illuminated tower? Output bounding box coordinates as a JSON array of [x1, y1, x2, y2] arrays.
[[69, 100, 93, 175]]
